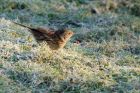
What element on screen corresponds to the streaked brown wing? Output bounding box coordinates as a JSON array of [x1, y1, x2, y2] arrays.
[[36, 27, 55, 35], [29, 29, 53, 42]]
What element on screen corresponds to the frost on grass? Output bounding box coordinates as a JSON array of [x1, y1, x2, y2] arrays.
[[0, 18, 102, 92], [0, 6, 140, 92]]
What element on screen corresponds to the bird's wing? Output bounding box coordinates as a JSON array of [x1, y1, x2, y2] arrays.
[[37, 27, 55, 35], [29, 29, 53, 42]]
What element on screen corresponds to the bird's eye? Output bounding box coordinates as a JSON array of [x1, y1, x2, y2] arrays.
[[68, 32, 71, 34]]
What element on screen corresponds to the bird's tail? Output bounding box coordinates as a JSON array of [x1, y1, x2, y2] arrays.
[[11, 21, 35, 30]]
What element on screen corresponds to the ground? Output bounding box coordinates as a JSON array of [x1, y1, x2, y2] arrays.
[[0, 0, 140, 93]]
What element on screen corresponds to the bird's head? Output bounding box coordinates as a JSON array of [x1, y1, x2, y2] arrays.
[[56, 29, 74, 42]]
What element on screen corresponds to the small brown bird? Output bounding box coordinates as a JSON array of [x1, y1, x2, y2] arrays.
[[12, 22, 74, 50]]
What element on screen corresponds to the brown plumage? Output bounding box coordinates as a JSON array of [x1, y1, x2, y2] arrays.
[[12, 22, 74, 50]]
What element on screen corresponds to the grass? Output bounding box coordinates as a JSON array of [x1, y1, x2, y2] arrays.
[[0, 0, 140, 93]]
